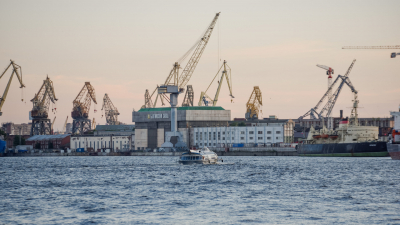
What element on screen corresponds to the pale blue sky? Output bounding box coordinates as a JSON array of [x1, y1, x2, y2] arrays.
[[1, 0, 399, 130]]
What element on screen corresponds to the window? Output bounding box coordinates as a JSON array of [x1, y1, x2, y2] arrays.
[[200, 132, 202, 140], [213, 132, 216, 140], [209, 143, 211, 146], [258, 137, 263, 140], [276, 137, 279, 140], [267, 137, 271, 140], [258, 131, 263, 134], [276, 131, 281, 134], [218, 132, 220, 140], [223, 132, 225, 135], [232, 137, 234, 140], [223, 137, 225, 140], [209, 132, 211, 140], [241, 137, 244, 140], [250, 137, 253, 140], [267, 131, 272, 134], [196, 132, 199, 141], [213, 143, 216, 146], [249, 131, 254, 134], [241, 131, 245, 134]]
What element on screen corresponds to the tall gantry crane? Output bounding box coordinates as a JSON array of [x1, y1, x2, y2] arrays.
[[102, 93, 120, 125], [299, 59, 357, 122], [51, 116, 56, 134], [0, 60, 25, 116], [245, 86, 262, 120], [71, 82, 97, 135], [198, 60, 234, 106], [142, 12, 220, 108], [30, 76, 58, 136], [342, 45, 400, 58]]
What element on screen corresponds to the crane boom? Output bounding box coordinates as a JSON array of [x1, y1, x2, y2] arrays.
[[177, 12, 220, 89], [101, 93, 120, 125], [342, 45, 400, 49], [0, 60, 25, 116]]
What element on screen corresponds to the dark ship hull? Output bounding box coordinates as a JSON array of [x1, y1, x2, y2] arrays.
[[297, 141, 388, 157], [387, 142, 400, 160]]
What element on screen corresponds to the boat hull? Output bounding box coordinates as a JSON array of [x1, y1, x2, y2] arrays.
[[297, 141, 388, 157], [387, 143, 400, 160]]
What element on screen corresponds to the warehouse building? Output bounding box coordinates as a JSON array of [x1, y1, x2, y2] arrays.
[[70, 135, 133, 152]]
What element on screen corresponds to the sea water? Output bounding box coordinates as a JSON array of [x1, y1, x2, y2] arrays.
[[0, 156, 399, 224]]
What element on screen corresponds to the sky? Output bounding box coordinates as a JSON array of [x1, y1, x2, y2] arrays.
[[0, 0, 399, 131]]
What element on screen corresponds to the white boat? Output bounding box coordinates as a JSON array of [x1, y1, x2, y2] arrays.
[[178, 147, 219, 165]]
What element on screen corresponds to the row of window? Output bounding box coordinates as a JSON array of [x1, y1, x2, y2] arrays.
[[195, 131, 281, 141]]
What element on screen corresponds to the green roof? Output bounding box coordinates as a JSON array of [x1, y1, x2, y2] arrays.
[[138, 106, 225, 112]]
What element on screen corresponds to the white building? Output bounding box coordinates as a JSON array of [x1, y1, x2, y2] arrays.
[[70, 135, 134, 151], [191, 124, 284, 148]]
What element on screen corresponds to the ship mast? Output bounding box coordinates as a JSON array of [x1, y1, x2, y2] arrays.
[[350, 93, 359, 126]]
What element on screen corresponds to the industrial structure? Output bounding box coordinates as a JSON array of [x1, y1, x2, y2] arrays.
[[299, 59, 357, 128], [143, 12, 220, 109], [101, 93, 120, 125], [0, 60, 25, 116], [198, 60, 234, 106], [71, 82, 97, 135], [182, 85, 194, 107], [245, 86, 263, 120], [342, 45, 400, 58], [30, 76, 58, 136]]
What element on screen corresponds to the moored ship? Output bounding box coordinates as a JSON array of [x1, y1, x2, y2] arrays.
[[387, 106, 400, 160], [297, 95, 388, 157]]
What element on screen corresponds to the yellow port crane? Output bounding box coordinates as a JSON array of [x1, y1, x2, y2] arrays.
[[63, 116, 68, 134], [0, 60, 25, 116], [142, 12, 221, 108], [71, 82, 97, 135], [342, 45, 400, 58], [245, 86, 262, 120], [198, 60, 234, 106], [51, 116, 56, 134], [102, 93, 120, 125]]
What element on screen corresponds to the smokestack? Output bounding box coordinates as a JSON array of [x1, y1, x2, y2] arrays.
[[340, 110, 343, 119]]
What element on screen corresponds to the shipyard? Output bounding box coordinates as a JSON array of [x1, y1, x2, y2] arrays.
[[0, 12, 398, 158]]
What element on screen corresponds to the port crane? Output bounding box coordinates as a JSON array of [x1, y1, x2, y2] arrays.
[[142, 12, 220, 108], [101, 93, 120, 125], [71, 82, 97, 135], [316, 64, 334, 103], [299, 59, 357, 121], [182, 85, 194, 107], [198, 60, 234, 106], [245, 86, 262, 120], [51, 116, 56, 134], [342, 45, 400, 58], [0, 60, 25, 116], [62, 116, 68, 134], [30, 76, 58, 136]]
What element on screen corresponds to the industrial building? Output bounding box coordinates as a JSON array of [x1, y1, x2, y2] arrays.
[[132, 106, 230, 149], [26, 134, 70, 150], [1, 122, 32, 135]]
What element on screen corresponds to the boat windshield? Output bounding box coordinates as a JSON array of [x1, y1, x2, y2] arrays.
[[181, 156, 202, 160]]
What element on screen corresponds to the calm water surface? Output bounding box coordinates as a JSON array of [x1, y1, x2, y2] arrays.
[[0, 156, 399, 224]]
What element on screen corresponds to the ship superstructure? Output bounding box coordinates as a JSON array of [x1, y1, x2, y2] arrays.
[[387, 105, 400, 159]]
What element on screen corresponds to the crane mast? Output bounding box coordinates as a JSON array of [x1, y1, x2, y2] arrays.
[[0, 60, 25, 116], [102, 93, 120, 125], [198, 60, 234, 106], [144, 12, 220, 108], [72, 82, 97, 135], [245, 86, 262, 120], [30, 76, 58, 135], [63, 116, 68, 134]]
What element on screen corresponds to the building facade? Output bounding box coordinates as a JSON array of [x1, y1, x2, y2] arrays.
[[190, 125, 284, 148], [70, 135, 134, 152]]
